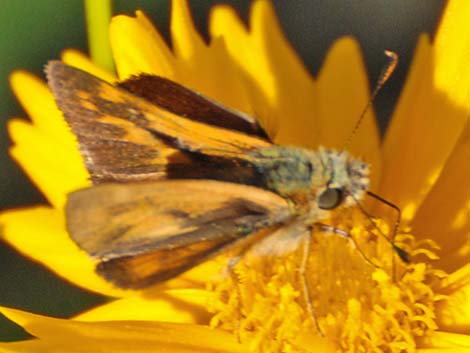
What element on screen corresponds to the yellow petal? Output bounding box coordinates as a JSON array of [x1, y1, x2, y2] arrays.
[[0, 207, 126, 298], [381, 36, 434, 220], [61, 49, 116, 83], [294, 331, 336, 353], [210, 1, 272, 125], [171, 0, 206, 63], [382, 0, 470, 221], [316, 37, 381, 188], [9, 71, 76, 147], [433, 0, 470, 109], [75, 289, 212, 324], [0, 307, 246, 353], [411, 119, 470, 271], [210, 0, 317, 146], [435, 265, 470, 332], [8, 119, 89, 209], [8, 70, 89, 208], [170, 0, 252, 115], [110, 10, 176, 79], [420, 331, 470, 350]]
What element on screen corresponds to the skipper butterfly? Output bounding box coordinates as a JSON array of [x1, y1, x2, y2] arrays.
[[47, 62, 398, 290]]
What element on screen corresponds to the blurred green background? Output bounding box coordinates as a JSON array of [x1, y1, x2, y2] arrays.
[[0, 0, 445, 341]]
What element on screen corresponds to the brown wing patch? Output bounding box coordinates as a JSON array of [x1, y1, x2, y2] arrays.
[[119, 74, 270, 140], [96, 237, 234, 289]]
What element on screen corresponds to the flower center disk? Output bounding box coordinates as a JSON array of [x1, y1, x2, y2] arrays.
[[208, 216, 445, 353]]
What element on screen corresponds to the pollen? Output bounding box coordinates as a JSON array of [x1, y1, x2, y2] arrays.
[[208, 214, 446, 353]]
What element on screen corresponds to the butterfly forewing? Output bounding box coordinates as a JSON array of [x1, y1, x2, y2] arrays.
[[66, 180, 293, 288], [46, 62, 271, 184]]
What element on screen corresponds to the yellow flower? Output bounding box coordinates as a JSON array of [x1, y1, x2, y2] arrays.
[[1, 0, 469, 352]]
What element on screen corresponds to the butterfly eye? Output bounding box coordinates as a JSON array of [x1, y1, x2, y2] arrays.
[[318, 188, 344, 210]]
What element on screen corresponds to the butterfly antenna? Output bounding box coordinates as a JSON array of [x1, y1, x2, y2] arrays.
[[342, 50, 398, 152]]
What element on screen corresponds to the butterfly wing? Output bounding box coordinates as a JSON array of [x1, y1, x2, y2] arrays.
[[66, 179, 292, 288], [46, 62, 271, 184]]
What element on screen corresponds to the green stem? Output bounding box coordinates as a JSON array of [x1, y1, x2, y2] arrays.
[[84, 0, 114, 71]]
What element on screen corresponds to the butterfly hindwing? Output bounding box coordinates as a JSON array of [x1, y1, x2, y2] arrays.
[[96, 235, 242, 289], [66, 180, 293, 288]]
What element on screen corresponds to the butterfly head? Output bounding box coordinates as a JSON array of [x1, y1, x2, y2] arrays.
[[314, 148, 370, 211]]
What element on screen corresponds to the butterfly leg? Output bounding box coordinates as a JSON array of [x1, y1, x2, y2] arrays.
[[298, 228, 324, 336], [226, 255, 244, 342]]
